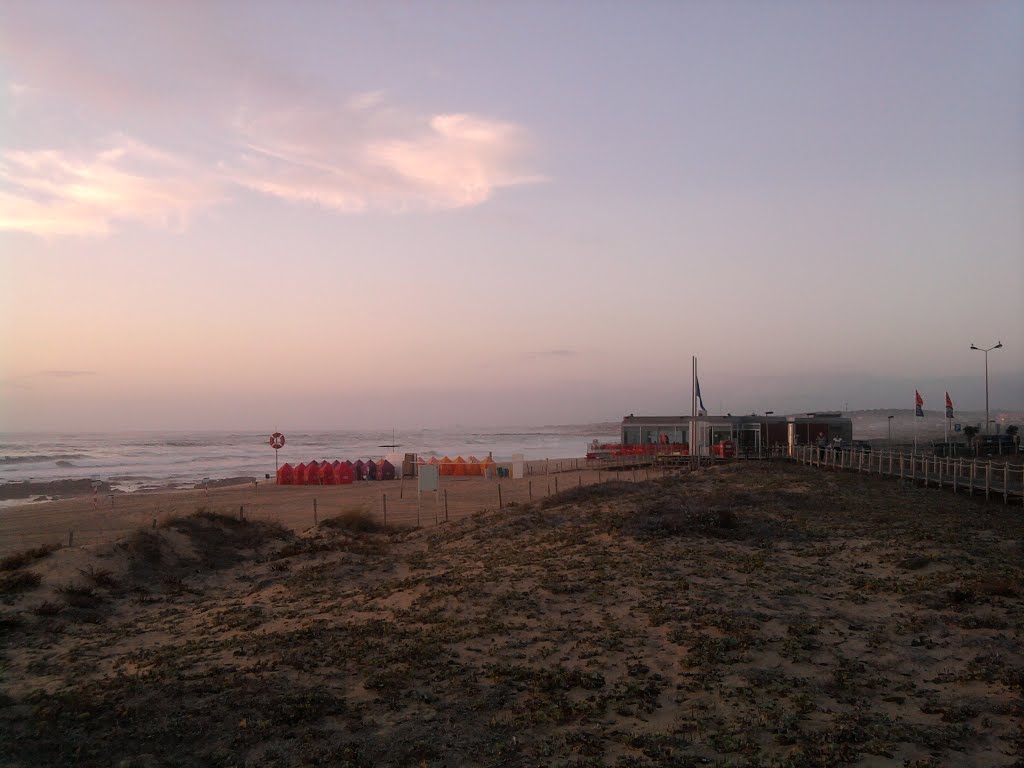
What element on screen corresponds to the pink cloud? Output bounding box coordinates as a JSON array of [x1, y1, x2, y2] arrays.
[[226, 104, 544, 213], [0, 137, 223, 237]]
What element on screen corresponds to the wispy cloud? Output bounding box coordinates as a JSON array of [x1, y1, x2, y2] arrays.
[[36, 370, 97, 378], [537, 348, 578, 358], [0, 137, 223, 236], [1, 101, 543, 236], [0, 5, 543, 236], [0, 370, 97, 390], [226, 105, 543, 213]]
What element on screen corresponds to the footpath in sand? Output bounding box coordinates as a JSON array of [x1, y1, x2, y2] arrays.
[[0, 462, 1021, 767]]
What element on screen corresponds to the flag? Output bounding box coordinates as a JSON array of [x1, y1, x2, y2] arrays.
[[696, 376, 708, 416], [945, 391, 954, 419], [915, 389, 924, 417]]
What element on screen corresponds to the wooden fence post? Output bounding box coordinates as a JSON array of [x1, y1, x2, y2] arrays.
[[985, 463, 991, 501], [68, 530, 74, 547], [969, 461, 975, 496], [1003, 463, 1009, 504], [529, 481, 533, 501], [498, 484, 503, 509], [313, 498, 317, 525], [555, 477, 559, 494], [444, 488, 449, 522]]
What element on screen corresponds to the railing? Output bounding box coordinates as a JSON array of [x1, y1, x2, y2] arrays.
[[792, 445, 1024, 505]]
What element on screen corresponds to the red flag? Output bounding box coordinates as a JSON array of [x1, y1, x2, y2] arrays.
[[945, 391, 954, 419], [915, 389, 924, 417]]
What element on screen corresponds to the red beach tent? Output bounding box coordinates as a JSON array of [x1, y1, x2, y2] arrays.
[[276, 463, 295, 485], [334, 461, 355, 484]]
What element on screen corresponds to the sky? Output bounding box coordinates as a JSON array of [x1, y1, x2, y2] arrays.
[[1, 1, 1022, 431]]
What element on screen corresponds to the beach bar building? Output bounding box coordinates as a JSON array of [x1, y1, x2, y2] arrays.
[[620, 412, 852, 457]]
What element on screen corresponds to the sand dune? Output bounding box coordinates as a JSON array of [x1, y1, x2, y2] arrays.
[[0, 462, 1020, 767]]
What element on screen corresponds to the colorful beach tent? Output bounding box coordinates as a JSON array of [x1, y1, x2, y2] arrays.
[[439, 456, 453, 476], [334, 461, 355, 484], [319, 461, 336, 485], [378, 459, 396, 481], [353, 460, 365, 480], [364, 459, 377, 480], [293, 463, 307, 485], [276, 463, 295, 485], [304, 460, 321, 485], [453, 456, 467, 476]]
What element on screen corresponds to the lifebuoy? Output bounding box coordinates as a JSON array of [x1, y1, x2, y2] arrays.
[[269, 432, 286, 449]]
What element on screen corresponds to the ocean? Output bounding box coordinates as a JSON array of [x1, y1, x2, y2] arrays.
[[0, 426, 620, 493]]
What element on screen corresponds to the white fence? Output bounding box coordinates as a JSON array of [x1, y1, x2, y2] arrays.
[[793, 445, 1024, 506]]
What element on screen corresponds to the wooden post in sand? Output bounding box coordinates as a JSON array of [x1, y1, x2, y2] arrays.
[[444, 488, 449, 522], [313, 498, 318, 525], [68, 530, 74, 547], [498, 484, 503, 509], [529, 481, 533, 501], [383, 493, 388, 526], [554, 477, 559, 494], [578, 473, 582, 488], [985, 463, 991, 501]]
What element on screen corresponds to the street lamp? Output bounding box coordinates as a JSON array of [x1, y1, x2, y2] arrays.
[[888, 415, 894, 450], [970, 341, 1003, 434]]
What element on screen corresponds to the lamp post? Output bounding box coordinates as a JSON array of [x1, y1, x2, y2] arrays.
[[887, 415, 894, 450], [970, 341, 1002, 434]]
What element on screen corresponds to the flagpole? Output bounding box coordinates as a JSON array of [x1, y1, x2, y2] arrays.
[[692, 356, 700, 462], [913, 390, 923, 454]]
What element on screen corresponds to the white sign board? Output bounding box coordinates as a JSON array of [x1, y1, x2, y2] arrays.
[[511, 453, 525, 479], [418, 464, 439, 493]]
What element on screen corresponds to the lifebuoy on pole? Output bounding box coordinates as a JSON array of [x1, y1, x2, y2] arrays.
[[269, 432, 286, 476]]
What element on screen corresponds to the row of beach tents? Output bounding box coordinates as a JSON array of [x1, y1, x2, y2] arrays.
[[276, 456, 501, 485]]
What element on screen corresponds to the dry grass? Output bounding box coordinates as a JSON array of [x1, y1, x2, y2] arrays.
[[0, 569, 42, 596], [0, 542, 61, 571], [319, 508, 392, 533]]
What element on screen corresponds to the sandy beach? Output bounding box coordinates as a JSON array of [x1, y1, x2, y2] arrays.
[[0, 458, 602, 557], [1, 461, 1021, 766]]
